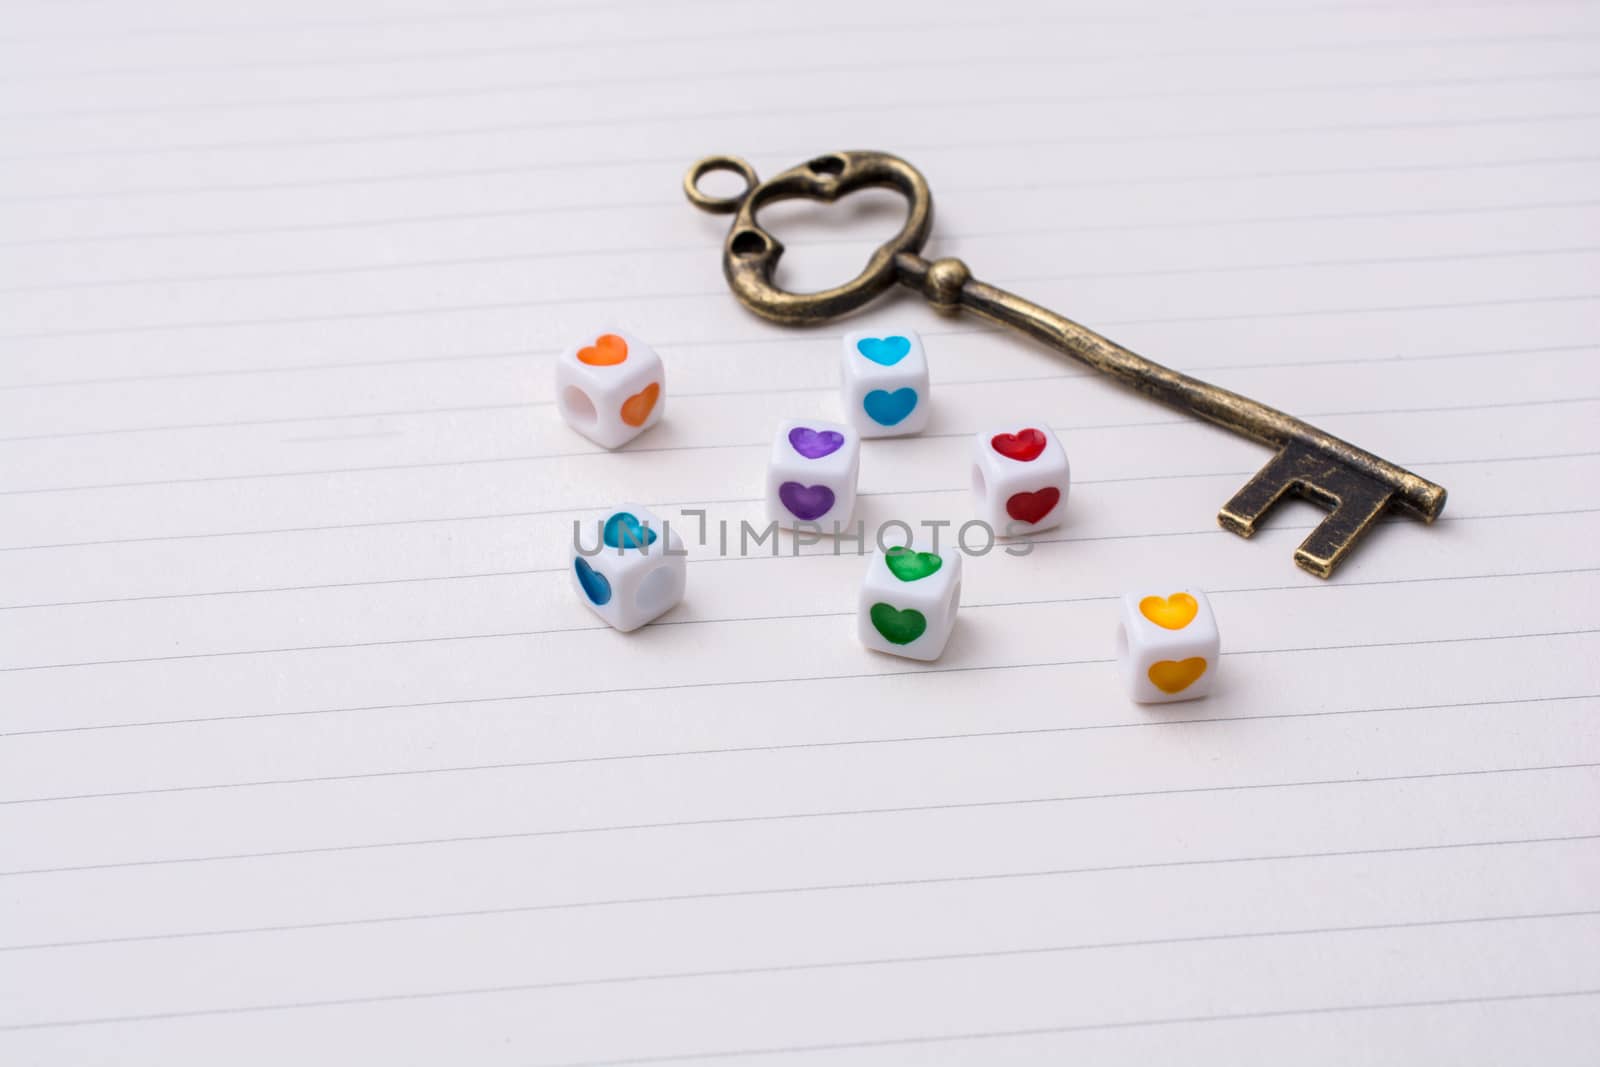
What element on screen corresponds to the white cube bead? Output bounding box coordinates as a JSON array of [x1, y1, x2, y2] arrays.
[[1116, 589, 1220, 703], [555, 329, 665, 449], [857, 543, 962, 662], [765, 419, 861, 532], [571, 503, 686, 632], [971, 424, 1071, 536], [840, 327, 931, 438]]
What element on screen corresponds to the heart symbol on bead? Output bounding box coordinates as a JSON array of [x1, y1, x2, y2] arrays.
[[1140, 593, 1198, 630], [578, 333, 628, 366], [779, 482, 835, 521], [855, 335, 911, 365], [602, 511, 658, 550], [991, 428, 1046, 462], [870, 603, 927, 644], [573, 557, 612, 605], [1148, 657, 1207, 694], [788, 426, 845, 459], [1005, 487, 1060, 525], [884, 546, 942, 582], [863, 388, 918, 426], [620, 382, 659, 427]]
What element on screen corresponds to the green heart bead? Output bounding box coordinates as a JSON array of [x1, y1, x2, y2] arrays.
[[884, 547, 942, 582], [870, 603, 927, 645]]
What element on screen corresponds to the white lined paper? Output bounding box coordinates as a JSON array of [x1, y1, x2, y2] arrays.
[[2, 0, 1599, 1062]]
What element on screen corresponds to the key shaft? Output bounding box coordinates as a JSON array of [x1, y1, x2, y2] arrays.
[[897, 253, 1446, 522]]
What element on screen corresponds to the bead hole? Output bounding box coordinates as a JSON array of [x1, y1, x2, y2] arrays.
[[636, 564, 678, 618], [561, 385, 597, 428]]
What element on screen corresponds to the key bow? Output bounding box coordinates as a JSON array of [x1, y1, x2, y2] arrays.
[[684, 151, 933, 324]]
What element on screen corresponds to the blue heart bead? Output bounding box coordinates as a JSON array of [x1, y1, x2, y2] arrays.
[[574, 557, 611, 605], [863, 387, 918, 426], [602, 511, 658, 550], [856, 335, 911, 365]]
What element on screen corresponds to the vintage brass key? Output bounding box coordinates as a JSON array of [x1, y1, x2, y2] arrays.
[[684, 150, 1447, 578]]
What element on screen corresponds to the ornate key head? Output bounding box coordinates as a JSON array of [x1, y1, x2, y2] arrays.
[[683, 151, 935, 325]]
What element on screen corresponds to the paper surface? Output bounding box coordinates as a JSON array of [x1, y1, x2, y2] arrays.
[[2, 0, 1598, 1062]]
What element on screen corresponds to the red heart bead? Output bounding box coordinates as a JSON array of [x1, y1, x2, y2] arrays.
[[1006, 487, 1060, 525], [991, 428, 1047, 462]]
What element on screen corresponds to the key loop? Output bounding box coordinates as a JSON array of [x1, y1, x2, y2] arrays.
[[683, 151, 934, 324], [682, 155, 760, 214]]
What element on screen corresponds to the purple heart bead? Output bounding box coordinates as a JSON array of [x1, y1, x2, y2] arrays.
[[779, 481, 836, 521], [788, 426, 845, 459]]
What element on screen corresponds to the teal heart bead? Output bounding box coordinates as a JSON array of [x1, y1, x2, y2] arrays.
[[856, 335, 911, 365], [602, 511, 658, 550], [863, 388, 918, 426], [574, 557, 611, 605]]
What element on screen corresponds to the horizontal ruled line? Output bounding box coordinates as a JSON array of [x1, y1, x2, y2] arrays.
[[5, 111, 1600, 205], [11, 613, 1590, 681], [0, 0, 732, 49], [4, 56, 1594, 125], [0, 519, 1587, 615], [1, 761, 1594, 879], [0, 10, 1235, 82], [1, 830, 1593, 955], [3, 354, 1596, 444], [529, 397, 1600, 462], [0, 9, 1010, 84], [5, 394, 1590, 495], [2, 18, 1588, 87], [3, 911, 1596, 1032], [551, 989, 1600, 1065], [0, 0, 1563, 54], [3, 283, 1596, 351], [6, 618, 1596, 735], [5, 234, 1596, 300], [2, 465, 1593, 558], [10, 69, 1600, 164], [4, 336, 1592, 396], [6, 152, 1597, 251], [2, 680, 1591, 807]]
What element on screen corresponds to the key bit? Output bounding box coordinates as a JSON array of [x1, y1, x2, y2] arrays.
[[685, 150, 1448, 577], [1218, 441, 1434, 579]]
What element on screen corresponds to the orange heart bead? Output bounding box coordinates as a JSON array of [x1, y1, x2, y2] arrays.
[[620, 382, 660, 427], [578, 334, 629, 366]]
